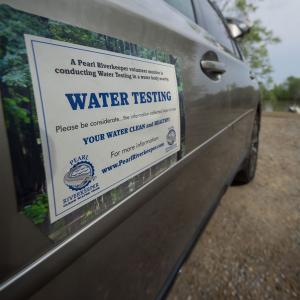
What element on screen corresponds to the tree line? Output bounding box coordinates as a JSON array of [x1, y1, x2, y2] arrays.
[[260, 77, 300, 104]]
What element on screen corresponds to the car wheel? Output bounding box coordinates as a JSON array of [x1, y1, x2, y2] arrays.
[[233, 113, 259, 184]]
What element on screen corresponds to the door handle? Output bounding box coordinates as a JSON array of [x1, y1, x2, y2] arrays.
[[200, 60, 226, 75]]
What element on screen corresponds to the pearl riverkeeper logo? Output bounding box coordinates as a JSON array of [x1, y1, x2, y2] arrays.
[[63, 155, 96, 191], [165, 127, 177, 152], [166, 128, 176, 146]]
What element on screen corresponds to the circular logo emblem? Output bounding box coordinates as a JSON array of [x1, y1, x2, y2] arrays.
[[63, 161, 95, 191], [166, 129, 176, 146]]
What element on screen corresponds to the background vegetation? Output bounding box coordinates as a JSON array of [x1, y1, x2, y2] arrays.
[[217, 0, 280, 85], [217, 0, 300, 111], [260, 76, 300, 111]]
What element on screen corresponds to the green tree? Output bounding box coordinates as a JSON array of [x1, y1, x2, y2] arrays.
[[270, 76, 300, 102], [258, 76, 300, 113], [284, 76, 300, 103], [217, 0, 280, 85], [0, 5, 50, 205], [0, 6, 49, 127]]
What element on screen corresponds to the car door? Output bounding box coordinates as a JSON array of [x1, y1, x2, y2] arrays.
[[192, 0, 259, 167], [0, 1, 259, 299]]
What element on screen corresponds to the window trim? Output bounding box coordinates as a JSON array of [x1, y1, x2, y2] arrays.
[[233, 40, 245, 61], [196, 0, 242, 59], [164, 0, 198, 24], [208, 0, 244, 59]]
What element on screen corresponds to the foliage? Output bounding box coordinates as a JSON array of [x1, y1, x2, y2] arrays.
[[216, 0, 280, 84], [23, 194, 49, 224], [0, 5, 49, 128], [260, 76, 300, 103], [3, 95, 31, 126]]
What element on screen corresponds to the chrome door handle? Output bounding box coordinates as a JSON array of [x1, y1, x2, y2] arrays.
[[200, 60, 226, 75]]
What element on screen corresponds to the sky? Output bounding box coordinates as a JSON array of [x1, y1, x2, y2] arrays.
[[254, 0, 300, 84]]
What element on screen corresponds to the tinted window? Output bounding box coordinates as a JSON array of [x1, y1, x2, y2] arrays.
[[200, 0, 234, 53], [165, 0, 196, 21]]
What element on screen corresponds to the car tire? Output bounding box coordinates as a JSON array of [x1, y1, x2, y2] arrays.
[[233, 113, 260, 184]]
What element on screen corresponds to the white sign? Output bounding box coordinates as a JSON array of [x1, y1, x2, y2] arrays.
[[25, 35, 180, 222]]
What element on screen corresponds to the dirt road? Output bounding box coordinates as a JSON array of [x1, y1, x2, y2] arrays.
[[167, 112, 300, 300]]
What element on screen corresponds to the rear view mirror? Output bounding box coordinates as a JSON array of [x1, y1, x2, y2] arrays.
[[226, 17, 251, 39]]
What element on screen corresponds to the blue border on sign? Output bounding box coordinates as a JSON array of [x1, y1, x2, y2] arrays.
[[30, 38, 179, 218]]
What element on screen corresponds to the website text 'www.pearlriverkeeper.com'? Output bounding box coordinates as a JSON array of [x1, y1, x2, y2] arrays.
[[101, 142, 165, 174]]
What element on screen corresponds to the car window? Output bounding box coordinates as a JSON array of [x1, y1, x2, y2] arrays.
[[199, 0, 235, 54], [165, 0, 196, 22]]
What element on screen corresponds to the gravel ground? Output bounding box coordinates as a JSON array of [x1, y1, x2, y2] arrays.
[[167, 112, 300, 300]]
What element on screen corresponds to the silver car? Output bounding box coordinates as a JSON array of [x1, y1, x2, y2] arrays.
[[0, 0, 260, 299]]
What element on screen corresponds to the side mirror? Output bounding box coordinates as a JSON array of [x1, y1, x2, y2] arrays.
[[226, 17, 251, 39]]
